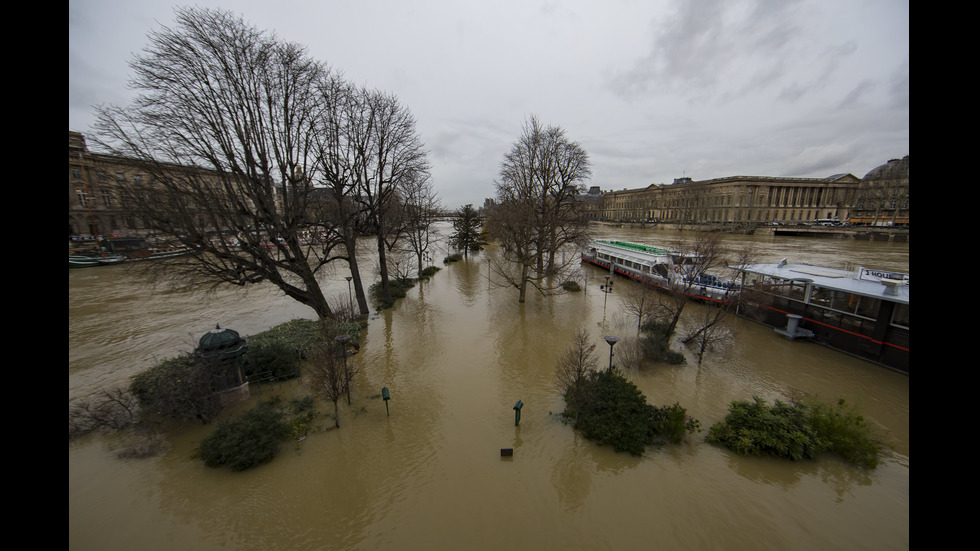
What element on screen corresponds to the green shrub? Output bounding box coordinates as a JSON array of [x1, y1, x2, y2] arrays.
[[420, 265, 441, 278], [562, 368, 700, 455], [808, 398, 880, 469], [369, 278, 416, 310], [199, 401, 288, 471], [130, 355, 221, 423], [443, 253, 462, 264], [197, 396, 317, 471], [561, 280, 582, 292], [245, 319, 322, 380], [707, 396, 879, 468]]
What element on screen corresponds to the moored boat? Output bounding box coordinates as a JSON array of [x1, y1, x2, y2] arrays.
[[581, 239, 739, 304], [735, 260, 909, 373], [68, 253, 126, 268]]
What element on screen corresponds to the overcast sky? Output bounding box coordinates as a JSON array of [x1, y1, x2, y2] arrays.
[[69, 0, 908, 209]]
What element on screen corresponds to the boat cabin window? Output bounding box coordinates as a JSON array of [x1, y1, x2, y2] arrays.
[[744, 274, 807, 300], [811, 285, 880, 319], [891, 304, 909, 329]]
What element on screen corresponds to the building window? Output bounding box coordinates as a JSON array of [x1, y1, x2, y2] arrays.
[[72, 168, 82, 179], [76, 189, 91, 207], [102, 190, 112, 208]]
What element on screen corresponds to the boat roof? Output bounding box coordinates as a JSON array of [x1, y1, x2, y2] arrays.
[[591, 240, 684, 266], [594, 240, 677, 255], [741, 262, 909, 305]]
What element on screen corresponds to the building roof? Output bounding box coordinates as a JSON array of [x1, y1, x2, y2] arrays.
[[863, 156, 909, 181]]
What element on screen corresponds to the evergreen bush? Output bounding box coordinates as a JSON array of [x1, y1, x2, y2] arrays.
[[130, 355, 221, 423], [707, 396, 879, 468], [199, 401, 287, 471], [245, 319, 322, 380], [561, 280, 581, 292], [562, 368, 700, 456], [198, 396, 318, 471]]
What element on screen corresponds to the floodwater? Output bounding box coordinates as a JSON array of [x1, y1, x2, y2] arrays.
[[69, 224, 909, 550]]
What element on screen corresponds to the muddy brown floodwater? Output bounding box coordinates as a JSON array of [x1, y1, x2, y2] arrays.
[[69, 224, 909, 550]]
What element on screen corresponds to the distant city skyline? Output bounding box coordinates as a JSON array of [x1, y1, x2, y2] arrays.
[[70, 0, 909, 209]]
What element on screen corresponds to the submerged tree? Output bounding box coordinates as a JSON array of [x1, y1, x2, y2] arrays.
[[450, 204, 482, 258], [402, 173, 442, 277], [554, 329, 600, 419], [94, 7, 339, 319], [94, 8, 432, 320], [307, 324, 360, 428], [488, 116, 592, 302]]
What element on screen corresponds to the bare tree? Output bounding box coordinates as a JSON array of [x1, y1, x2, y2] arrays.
[[554, 329, 600, 416], [94, 7, 341, 319], [354, 90, 431, 306], [307, 329, 359, 428], [622, 284, 657, 335], [489, 116, 592, 302], [313, 76, 376, 316], [69, 387, 140, 438], [402, 173, 442, 277], [650, 233, 740, 340], [681, 305, 736, 365]]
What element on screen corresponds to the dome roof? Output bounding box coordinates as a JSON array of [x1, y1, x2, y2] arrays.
[[863, 156, 909, 181], [198, 324, 244, 351]]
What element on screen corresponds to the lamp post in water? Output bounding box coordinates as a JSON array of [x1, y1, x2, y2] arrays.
[[600, 274, 614, 322], [604, 335, 620, 371], [345, 276, 353, 315]]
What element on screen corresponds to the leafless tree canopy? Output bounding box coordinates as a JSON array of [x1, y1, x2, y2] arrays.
[[94, 7, 430, 319], [402, 174, 442, 277], [307, 328, 359, 428], [554, 329, 600, 407], [488, 116, 592, 302]]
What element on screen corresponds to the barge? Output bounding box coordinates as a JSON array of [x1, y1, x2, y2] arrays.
[[735, 260, 909, 373], [581, 240, 739, 304]]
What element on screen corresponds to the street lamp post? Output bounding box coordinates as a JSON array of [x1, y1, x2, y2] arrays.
[[345, 276, 353, 315], [604, 336, 620, 371], [600, 274, 614, 320]]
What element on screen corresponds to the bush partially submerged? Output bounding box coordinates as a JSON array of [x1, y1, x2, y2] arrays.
[[370, 278, 416, 310], [562, 368, 700, 456], [130, 355, 222, 423], [245, 319, 322, 380], [198, 396, 317, 471], [707, 397, 879, 468]]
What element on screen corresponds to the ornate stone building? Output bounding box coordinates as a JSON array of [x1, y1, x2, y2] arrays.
[[849, 156, 909, 226], [69, 131, 145, 238], [599, 173, 862, 225]]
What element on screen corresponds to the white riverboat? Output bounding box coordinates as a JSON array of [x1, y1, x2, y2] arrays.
[[735, 260, 909, 373], [581, 240, 739, 304]]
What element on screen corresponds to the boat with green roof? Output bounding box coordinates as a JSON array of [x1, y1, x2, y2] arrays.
[[581, 239, 739, 304]]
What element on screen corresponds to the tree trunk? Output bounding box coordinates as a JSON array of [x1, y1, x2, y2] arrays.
[[342, 229, 370, 315]]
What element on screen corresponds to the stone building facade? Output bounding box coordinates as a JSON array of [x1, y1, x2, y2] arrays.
[[849, 156, 909, 226], [69, 131, 145, 238], [600, 173, 862, 225]]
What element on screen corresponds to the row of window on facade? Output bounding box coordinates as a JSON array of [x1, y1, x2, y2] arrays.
[[71, 167, 145, 185]]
